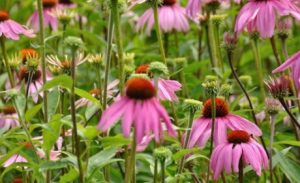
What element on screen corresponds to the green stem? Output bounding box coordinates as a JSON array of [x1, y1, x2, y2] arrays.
[[214, 23, 224, 73], [251, 39, 266, 100], [0, 37, 14, 88], [176, 109, 195, 182], [152, 2, 167, 64], [269, 114, 276, 183], [111, 0, 125, 95], [102, 11, 114, 110], [70, 50, 84, 183], [207, 14, 218, 68], [270, 36, 282, 66], [37, 0, 48, 124], [206, 95, 216, 182], [238, 158, 243, 183], [95, 63, 103, 101], [161, 159, 165, 183], [278, 98, 300, 131], [153, 159, 158, 183], [280, 37, 288, 60], [125, 129, 137, 183]]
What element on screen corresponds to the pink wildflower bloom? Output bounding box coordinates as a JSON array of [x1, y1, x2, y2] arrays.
[[136, 64, 182, 101], [137, 0, 189, 35], [235, 0, 300, 38], [17, 66, 51, 103], [187, 98, 262, 148], [0, 10, 35, 40], [0, 105, 19, 129], [186, 0, 227, 18], [210, 130, 268, 180], [75, 80, 119, 109], [28, 0, 58, 32], [3, 154, 27, 167], [98, 77, 177, 144], [273, 51, 300, 91]]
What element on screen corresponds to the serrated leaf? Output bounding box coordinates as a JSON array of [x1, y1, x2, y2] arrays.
[[25, 103, 42, 122]]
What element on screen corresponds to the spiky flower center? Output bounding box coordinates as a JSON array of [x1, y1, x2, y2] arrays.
[[202, 98, 229, 118], [12, 178, 23, 183], [136, 64, 150, 74], [20, 48, 38, 63], [59, 0, 73, 4], [43, 0, 57, 8], [18, 66, 42, 82], [0, 10, 9, 22], [126, 78, 155, 100], [227, 130, 250, 144], [2, 105, 16, 115], [163, 0, 177, 6]]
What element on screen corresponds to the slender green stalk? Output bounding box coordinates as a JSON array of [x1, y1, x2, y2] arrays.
[[278, 98, 300, 130], [207, 15, 218, 68], [214, 23, 224, 72], [226, 50, 269, 158], [251, 39, 266, 99], [269, 114, 276, 183], [161, 159, 165, 183], [111, 0, 125, 95], [176, 109, 195, 182], [152, 2, 167, 64], [198, 24, 203, 61], [125, 130, 137, 183], [0, 37, 14, 88], [37, 0, 48, 124], [164, 33, 169, 56], [205, 23, 214, 66], [153, 159, 158, 183], [280, 37, 289, 60], [206, 95, 216, 182], [102, 12, 114, 110], [95, 63, 103, 101], [238, 158, 243, 183], [270, 36, 281, 66], [70, 50, 84, 183]]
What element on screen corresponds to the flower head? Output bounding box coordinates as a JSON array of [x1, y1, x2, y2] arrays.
[[265, 76, 290, 98], [0, 105, 19, 129], [0, 10, 35, 40], [98, 77, 177, 144], [210, 130, 268, 180], [234, 0, 300, 38], [20, 48, 38, 64], [187, 98, 262, 147], [137, 0, 189, 35]]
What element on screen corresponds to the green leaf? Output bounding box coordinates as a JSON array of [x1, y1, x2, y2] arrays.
[[47, 88, 61, 119], [276, 151, 300, 183], [42, 114, 62, 151], [87, 147, 118, 177], [0, 145, 24, 166], [59, 168, 78, 183], [101, 135, 131, 148], [75, 87, 101, 108], [275, 141, 300, 147], [39, 161, 68, 171], [25, 103, 43, 122], [172, 148, 200, 161], [42, 75, 72, 91], [79, 125, 99, 140]]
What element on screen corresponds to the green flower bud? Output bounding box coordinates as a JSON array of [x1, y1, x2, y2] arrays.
[[239, 75, 252, 87], [210, 14, 226, 26], [149, 61, 169, 76], [220, 83, 232, 97], [153, 147, 172, 161], [129, 73, 150, 80], [173, 57, 187, 67], [202, 80, 219, 96], [184, 99, 203, 114], [205, 75, 218, 82], [88, 54, 103, 64], [123, 52, 135, 64], [265, 98, 281, 115], [64, 36, 84, 50], [7, 53, 21, 69]]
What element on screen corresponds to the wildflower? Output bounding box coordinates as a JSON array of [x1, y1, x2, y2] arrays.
[[265, 76, 290, 98], [20, 48, 38, 64], [272, 51, 300, 93], [210, 130, 268, 180], [98, 77, 177, 143], [50, 8, 75, 24], [0, 105, 19, 129], [235, 0, 300, 38], [186, 0, 223, 18], [0, 10, 35, 40], [137, 0, 189, 35], [135, 64, 182, 101], [187, 98, 262, 147], [28, 0, 58, 32]]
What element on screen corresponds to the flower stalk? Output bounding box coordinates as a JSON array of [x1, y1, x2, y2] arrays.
[[152, 1, 167, 64], [269, 113, 276, 183], [124, 130, 137, 183], [0, 37, 15, 88], [238, 158, 243, 183], [270, 36, 282, 66], [111, 0, 125, 95]]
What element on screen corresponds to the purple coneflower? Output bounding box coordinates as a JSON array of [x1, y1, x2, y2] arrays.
[[136, 64, 182, 101], [0, 105, 19, 129], [137, 0, 189, 35], [273, 51, 300, 93], [235, 0, 300, 38], [98, 77, 177, 143], [0, 10, 34, 40], [210, 130, 268, 180], [186, 0, 225, 18], [28, 0, 58, 32], [187, 98, 262, 147]]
